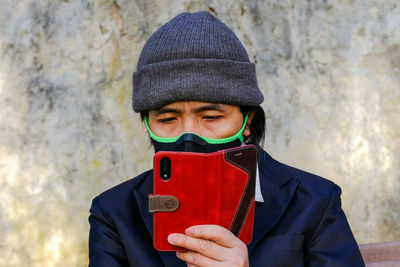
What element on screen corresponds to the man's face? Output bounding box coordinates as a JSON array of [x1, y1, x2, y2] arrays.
[[148, 101, 251, 139]]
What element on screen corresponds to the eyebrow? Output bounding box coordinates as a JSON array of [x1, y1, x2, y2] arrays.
[[192, 104, 225, 113], [153, 103, 226, 116], [153, 107, 182, 116]]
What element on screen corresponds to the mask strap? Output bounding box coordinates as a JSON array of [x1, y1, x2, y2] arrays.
[[144, 113, 249, 144]]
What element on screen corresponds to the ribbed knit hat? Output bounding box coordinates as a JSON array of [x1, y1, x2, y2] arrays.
[[132, 11, 264, 112]]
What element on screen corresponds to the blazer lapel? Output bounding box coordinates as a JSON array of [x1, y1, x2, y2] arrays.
[[248, 150, 300, 254], [132, 171, 153, 238], [132, 171, 185, 266]]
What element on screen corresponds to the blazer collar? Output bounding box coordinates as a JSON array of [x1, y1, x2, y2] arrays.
[[132, 149, 299, 259], [132, 170, 153, 237], [248, 149, 299, 254]]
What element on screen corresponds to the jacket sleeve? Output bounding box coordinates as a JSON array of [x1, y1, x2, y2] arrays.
[[88, 196, 129, 267], [305, 185, 365, 266]]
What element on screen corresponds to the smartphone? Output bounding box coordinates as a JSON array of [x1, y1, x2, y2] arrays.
[[149, 145, 257, 251]]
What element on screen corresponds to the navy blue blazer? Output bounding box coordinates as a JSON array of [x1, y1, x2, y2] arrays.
[[89, 149, 365, 266]]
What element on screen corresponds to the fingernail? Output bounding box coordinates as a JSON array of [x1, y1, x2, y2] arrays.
[[168, 234, 177, 244], [185, 227, 194, 234], [176, 252, 181, 258]]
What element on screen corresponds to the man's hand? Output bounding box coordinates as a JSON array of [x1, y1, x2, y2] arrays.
[[167, 225, 249, 267]]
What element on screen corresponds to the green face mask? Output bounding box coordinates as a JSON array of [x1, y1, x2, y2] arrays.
[[145, 113, 249, 153]]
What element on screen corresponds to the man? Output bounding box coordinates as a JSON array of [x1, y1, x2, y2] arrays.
[[89, 11, 365, 266]]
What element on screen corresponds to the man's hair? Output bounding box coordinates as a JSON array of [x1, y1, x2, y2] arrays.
[[240, 105, 266, 146], [139, 105, 266, 146]]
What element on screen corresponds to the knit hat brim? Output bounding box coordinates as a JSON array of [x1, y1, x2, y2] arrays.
[[132, 58, 263, 112]]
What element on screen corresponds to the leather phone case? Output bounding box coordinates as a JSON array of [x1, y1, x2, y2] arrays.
[[149, 145, 257, 251]]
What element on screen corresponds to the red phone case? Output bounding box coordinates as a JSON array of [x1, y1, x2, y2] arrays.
[[149, 145, 257, 251]]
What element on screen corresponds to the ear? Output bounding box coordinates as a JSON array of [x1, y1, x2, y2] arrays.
[[242, 112, 255, 137]]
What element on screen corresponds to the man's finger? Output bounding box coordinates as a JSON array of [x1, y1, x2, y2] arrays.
[[184, 225, 244, 248], [176, 251, 220, 266], [168, 233, 228, 261]]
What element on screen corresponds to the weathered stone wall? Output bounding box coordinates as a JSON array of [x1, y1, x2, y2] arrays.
[[0, 0, 399, 265]]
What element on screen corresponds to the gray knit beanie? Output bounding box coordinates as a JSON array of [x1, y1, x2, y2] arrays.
[[132, 11, 264, 112]]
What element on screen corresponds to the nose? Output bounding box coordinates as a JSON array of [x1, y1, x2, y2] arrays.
[[181, 118, 197, 134]]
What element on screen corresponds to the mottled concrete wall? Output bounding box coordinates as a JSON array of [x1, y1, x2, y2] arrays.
[[0, 0, 399, 266]]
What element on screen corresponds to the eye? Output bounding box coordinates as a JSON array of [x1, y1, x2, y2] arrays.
[[158, 117, 176, 123], [203, 115, 222, 121]]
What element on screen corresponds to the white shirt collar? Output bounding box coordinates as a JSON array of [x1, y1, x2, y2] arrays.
[[255, 163, 264, 202], [239, 143, 264, 202]]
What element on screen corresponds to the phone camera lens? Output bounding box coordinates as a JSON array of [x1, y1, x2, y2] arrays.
[[160, 157, 171, 181]]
